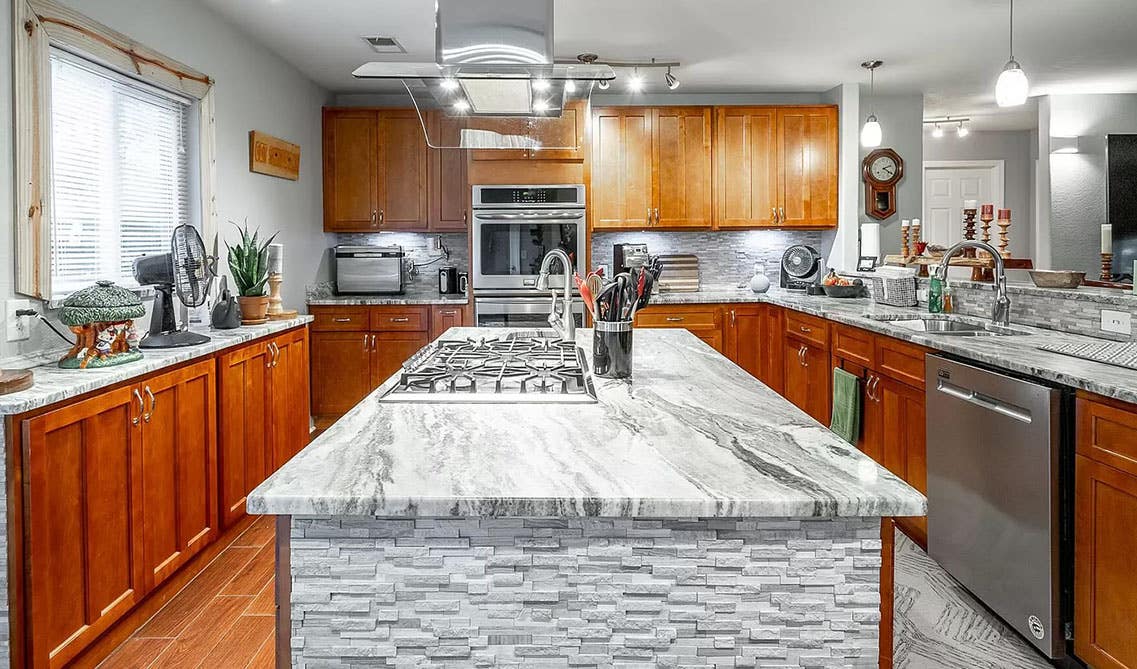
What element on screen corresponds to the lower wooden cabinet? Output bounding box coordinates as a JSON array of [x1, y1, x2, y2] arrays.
[[783, 335, 831, 424], [875, 372, 927, 546], [634, 304, 724, 352], [724, 305, 763, 378], [429, 304, 468, 341], [1075, 393, 1137, 669]]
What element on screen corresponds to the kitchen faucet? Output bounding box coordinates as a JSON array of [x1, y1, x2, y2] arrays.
[[536, 248, 576, 342], [934, 240, 1011, 326]]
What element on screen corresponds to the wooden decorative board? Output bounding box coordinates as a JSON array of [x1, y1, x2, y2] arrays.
[[249, 130, 300, 180]]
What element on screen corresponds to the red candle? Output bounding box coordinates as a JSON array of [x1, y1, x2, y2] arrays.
[[981, 204, 995, 217], [997, 208, 1011, 220]]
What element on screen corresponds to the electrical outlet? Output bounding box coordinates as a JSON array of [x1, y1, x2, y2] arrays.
[[917, 287, 930, 303], [6, 300, 32, 341], [1101, 309, 1132, 335], [431, 236, 443, 252]]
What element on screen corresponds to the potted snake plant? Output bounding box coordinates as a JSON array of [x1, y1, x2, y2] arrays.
[[226, 221, 277, 325]]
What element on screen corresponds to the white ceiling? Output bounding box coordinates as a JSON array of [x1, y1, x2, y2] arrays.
[[201, 0, 1137, 131]]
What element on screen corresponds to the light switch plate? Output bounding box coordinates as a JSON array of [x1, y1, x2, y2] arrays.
[[1101, 309, 1132, 335], [6, 299, 32, 341]]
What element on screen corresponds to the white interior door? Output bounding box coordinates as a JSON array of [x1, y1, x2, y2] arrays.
[[923, 162, 1005, 247]]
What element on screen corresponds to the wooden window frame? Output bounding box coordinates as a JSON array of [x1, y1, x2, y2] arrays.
[[13, 0, 217, 300]]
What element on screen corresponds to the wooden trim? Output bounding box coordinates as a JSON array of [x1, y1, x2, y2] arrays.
[[13, 0, 51, 299]]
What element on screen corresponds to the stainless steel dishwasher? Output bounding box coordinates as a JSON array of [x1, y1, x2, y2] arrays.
[[926, 355, 1072, 661]]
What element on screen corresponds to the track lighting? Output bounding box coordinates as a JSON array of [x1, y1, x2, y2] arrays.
[[957, 121, 970, 138], [932, 124, 944, 139], [995, 0, 1029, 107], [860, 60, 883, 148], [665, 66, 680, 90], [568, 54, 681, 93], [924, 117, 972, 140], [597, 79, 610, 90], [627, 67, 644, 92]]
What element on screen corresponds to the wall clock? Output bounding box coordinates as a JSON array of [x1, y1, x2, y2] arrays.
[[862, 148, 904, 220]]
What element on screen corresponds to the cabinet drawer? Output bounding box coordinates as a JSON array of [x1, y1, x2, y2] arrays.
[[784, 311, 829, 349], [875, 336, 928, 389], [636, 307, 720, 331], [371, 306, 429, 332], [831, 324, 875, 367], [310, 306, 370, 332], [1078, 393, 1137, 476]]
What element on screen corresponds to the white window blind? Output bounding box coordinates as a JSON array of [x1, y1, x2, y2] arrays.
[[49, 48, 195, 298]]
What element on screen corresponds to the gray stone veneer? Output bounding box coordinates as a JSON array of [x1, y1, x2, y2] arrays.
[[288, 516, 881, 668]]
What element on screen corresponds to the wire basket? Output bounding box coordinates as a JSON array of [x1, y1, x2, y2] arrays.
[[871, 275, 918, 307]]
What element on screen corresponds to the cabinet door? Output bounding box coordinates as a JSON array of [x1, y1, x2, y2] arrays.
[[310, 331, 374, 422], [715, 107, 779, 228], [23, 387, 145, 668], [760, 305, 785, 394], [530, 101, 587, 161], [271, 329, 311, 469], [591, 107, 653, 229], [323, 109, 378, 232], [217, 341, 273, 527], [777, 107, 839, 228], [429, 112, 469, 231], [878, 373, 927, 546], [653, 107, 712, 228], [783, 338, 831, 424], [372, 331, 431, 388], [378, 109, 429, 231], [139, 359, 218, 590], [835, 357, 871, 454], [430, 305, 467, 341], [1075, 454, 1137, 669], [724, 305, 763, 379]]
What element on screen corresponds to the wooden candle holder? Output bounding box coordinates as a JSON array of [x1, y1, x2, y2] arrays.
[[901, 226, 910, 259], [1101, 253, 1114, 282], [997, 209, 1012, 258]]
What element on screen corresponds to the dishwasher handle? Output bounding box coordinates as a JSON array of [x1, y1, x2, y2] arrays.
[[936, 379, 1033, 424]]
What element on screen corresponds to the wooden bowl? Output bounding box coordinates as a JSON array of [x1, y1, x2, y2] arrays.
[[1028, 270, 1085, 289]]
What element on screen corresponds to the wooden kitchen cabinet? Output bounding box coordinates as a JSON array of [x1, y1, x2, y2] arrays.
[[430, 304, 468, 340], [777, 106, 839, 228], [760, 304, 785, 394], [23, 387, 146, 669], [378, 109, 429, 230], [715, 106, 779, 228], [373, 331, 432, 386], [724, 304, 766, 379], [877, 372, 927, 546], [272, 327, 311, 469], [591, 106, 712, 230], [311, 331, 373, 421], [1075, 393, 1137, 669], [429, 111, 469, 231], [783, 336, 831, 424], [634, 304, 724, 352], [323, 109, 378, 232]]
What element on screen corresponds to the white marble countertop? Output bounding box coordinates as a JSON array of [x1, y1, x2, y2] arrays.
[[650, 286, 1137, 404], [0, 317, 313, 416], [248, 327, 926, 519]]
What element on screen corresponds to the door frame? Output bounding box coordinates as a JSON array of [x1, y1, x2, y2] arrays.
[[922, 160, 1006, 230]]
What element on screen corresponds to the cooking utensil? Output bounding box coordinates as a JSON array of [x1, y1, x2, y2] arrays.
[[574, 273, 596, 318]]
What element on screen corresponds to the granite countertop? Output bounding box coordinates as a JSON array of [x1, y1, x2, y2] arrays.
[[308, 283, 468, 307], [248, 327, 926, 519], [0, 316, 313, 416], [651, 286, 1137, 404]]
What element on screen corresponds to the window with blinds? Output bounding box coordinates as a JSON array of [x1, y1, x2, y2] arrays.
[[49, 48, 196, 298]]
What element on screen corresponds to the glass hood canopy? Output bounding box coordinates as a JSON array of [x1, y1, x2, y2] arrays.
[[351, 0, 614, 151]]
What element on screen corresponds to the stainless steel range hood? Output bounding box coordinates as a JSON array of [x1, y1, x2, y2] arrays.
[[352, 0, 613, 151]]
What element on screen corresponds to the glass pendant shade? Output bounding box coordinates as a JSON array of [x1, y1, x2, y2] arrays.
[[860, 115, 882, 148], [996, 60, 1029, 107]]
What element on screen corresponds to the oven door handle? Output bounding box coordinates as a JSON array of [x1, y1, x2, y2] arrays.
[[474, 212, 585, 221]]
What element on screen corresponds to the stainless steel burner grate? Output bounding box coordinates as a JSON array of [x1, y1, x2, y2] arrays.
[[380, 336, 597, 403]]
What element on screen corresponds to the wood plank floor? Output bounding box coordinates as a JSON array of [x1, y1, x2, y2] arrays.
[[97, 516, 277, 669]]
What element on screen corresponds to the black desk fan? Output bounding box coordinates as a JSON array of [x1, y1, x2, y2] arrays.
[[780, 244, 822, 290], [132, 224, 214, 348]]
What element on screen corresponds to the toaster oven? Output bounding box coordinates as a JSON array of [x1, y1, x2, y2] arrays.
[[334, 245, 405, 295]]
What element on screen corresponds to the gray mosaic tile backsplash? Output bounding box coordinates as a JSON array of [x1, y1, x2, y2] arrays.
[[315, 232, 469, 297], [592, 230, 826, 287]]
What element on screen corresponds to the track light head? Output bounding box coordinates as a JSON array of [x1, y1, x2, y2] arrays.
[[665, 66, 680, 90], [957, 122, 970, 138], [597, 78, 610, 90], [932, 123, 944, 139], [627, 67, 644, 91]]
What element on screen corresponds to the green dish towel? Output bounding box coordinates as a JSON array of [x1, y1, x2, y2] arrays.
[[830, 367, 861, 446]]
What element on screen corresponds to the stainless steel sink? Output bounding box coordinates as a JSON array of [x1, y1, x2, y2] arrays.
[[864, 314, 1029, 337]]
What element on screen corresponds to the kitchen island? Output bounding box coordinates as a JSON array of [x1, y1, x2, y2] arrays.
[[249, 327, 925, 667]]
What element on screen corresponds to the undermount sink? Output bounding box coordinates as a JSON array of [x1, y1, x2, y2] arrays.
[[864, 314, 1030, 337]]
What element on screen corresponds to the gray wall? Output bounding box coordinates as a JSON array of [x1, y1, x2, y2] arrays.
[[923, 130, 1035, 259], [1048, 93, 1137, 276], [0, 0, 332, 363], [858, 93, 925, 259]]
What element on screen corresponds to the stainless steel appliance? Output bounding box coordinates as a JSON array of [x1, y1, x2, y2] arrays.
[[438, 265, 458, 294], [613, 243, 650, 274], [472, 185, 587, 327], [780, 245, 822, 290], [926, 355, 1072, 660], [334, 245, 405, 295], [655, 255, 700, 292], [380, 335, 596, 404]]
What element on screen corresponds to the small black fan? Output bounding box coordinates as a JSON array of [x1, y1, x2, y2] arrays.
[[132, 225, 214, 348], [780, 245, 822, 290]]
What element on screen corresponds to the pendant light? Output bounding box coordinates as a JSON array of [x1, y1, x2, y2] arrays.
[[995, 0, 1029, 107], [860, 60, 883, 148]]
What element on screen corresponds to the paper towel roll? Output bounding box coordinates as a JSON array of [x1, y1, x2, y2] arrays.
[[268, 243, 283, 275], [861, 223, 881, 259]]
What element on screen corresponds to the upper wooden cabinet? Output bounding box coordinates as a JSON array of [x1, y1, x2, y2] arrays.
[[429, 112, 469, 231], [323, 109, 378, 232], [377, 109, 429, 231], [716, 105, 838, 228], [470, 102, 587, 162], [592, 106, 712, 230]]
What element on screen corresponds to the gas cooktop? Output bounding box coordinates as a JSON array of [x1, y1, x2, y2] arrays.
[[380, 336, 597, 404]]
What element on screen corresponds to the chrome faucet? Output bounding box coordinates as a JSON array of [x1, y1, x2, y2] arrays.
[[535, 248, 576, 342], [934, 240, 1011, 327]]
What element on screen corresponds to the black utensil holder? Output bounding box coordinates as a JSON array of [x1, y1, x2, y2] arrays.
[[593, 320, 633, 379]]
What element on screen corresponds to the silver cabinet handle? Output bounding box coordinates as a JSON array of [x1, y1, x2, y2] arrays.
[[665, 317, 684, 322], [654, 208, 660, 225], [143, 386, 156, 423], [371, 334, 377, 351], [362, 334, 369, 353], [370, 210, 377, 226], [865, 374, 875, 402], [265, 342, 275, 368], [647, 207, 652, 225], [439, 310, 458, 316], [378, 209, 384, 226], [799, 325, 812, 334], [272, 342, 281, 368], [462, 210, 468, 224], [779, 206, 785, 222], [332, 317, 352, 323], [771, 207, 777, 222], [132, 389, 144, 426], [390, 317, 410, 323], [799, 345, 809, 367]]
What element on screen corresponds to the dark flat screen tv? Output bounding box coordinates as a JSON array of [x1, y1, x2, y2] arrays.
[[1107, 134, 1137, 281]]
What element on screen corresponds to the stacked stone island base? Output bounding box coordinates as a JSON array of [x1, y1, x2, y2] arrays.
[[284, 516, 882, 667]]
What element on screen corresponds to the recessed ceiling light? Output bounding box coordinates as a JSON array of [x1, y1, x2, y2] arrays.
[[452, 99, 469, 112]]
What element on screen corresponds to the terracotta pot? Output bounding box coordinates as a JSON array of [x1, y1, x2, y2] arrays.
[[237, 295, 270, 324]]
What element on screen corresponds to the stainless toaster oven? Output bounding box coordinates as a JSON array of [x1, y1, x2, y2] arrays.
[[334, 245, 405, 295]]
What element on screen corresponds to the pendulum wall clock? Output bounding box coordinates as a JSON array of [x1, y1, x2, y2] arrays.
[[862, 148, 904, 220]]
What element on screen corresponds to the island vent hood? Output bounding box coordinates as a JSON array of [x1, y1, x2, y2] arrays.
[[352, 0, 613, 151]]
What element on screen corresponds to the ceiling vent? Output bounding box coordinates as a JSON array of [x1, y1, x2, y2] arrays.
[[362, 36, 406, 54]]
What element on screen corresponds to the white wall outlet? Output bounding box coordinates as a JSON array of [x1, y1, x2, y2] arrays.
[[431, 235, 443, 252], [917, 287, 930, 303], [1101, 309, 1132, 336], [6, 300, 32, 342]]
